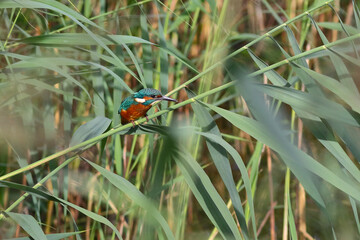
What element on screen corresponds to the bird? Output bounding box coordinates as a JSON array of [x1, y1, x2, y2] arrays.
[[118, 88, 177, 127]]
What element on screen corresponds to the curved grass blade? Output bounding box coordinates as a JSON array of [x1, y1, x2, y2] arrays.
[[308, 15, 360, 97], [298, 65, 360, 112], [248, 47, 360, 183], [205, 101, 360, 202], [3, 52, 133, 94], [84, 159, 175, 240], [301, 48, 360, 164], [69, 116, 112, 147], [0, 180, 123, 239], [353, 0, 360, 30], [0, 0, 142, 84], [271, 27, 360, 165], [187, 89, 251, 239], [302, 118, 360, 182], [18, 33, 154, 46], [275, 26, 323, 94], [161, 43, 198, 73], [1, 52, 92, 101], [8, 57, 86, 68], [257, 84, 360, 127], [195, 130, 257, 239], [349, 196, 360, 235], [326, 122, 360, 163], [138, 124, 242, 239], [0, 0, 99, 28], [0, 180, 58, 201], [173, 148, 242, 240], [317, 22, 359, 35], [248, 49, 287, 86], [5, 231, 83, 240], [0, 73, 82, 102], [5, 212, 47, 240]]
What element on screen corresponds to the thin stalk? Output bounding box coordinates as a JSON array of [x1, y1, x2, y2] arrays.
[[125, 135, 138, 178], [283, 168, 290, 240], [165, 5, 200, 125], [267, 146, 276, 240], [0, 156, 77, 220], [135, 138, 149, 189], [4, 0, 153, 49], [4, 8, 21, 48], [163, 0, 173, 34], [282, 79, 300, 240], [166, 1, 334, 97], [298, 48, 308, 239]]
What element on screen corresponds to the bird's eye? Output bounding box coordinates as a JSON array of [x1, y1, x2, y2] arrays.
[[151, 95, 156, 98]]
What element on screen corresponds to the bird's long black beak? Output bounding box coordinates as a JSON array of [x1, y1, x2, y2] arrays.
[[160, 96, 177, 103]]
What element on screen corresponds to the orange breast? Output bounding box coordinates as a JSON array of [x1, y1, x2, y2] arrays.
[[120, 103, 152, 124]]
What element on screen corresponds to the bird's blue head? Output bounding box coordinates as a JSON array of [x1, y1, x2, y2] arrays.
[[119, 88, 177, 112]]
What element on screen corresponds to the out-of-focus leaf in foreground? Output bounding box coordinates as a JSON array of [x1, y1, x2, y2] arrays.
[[69, 116, 112, 148]]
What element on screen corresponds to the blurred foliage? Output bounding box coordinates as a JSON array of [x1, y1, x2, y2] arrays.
[[1, 0, 360, 239]]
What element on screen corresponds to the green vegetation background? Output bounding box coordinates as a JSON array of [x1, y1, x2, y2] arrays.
[[1, 0, 360, 239]]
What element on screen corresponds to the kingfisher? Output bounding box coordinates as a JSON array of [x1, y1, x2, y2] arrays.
[[118, 88, 177, 126]]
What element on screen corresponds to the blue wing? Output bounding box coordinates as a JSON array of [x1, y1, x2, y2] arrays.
[[118, 95, 134, 113]]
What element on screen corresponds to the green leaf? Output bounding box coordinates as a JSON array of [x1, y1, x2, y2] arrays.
[[162, 42, 198, 73], [248, 46, 360, 183], [298, 65, 360, 112], [229, 33, 262, 41], [0, 180, 57, 201], [256, 84, 360, 127], [0, 52, 93, 101], [18, 33, 154, 46], [10, 57, 86, 67], [0, 180, 122, 239], [301, 119, 360, 182], [317, 22, 359, 35], [195, 130, 257, 239], [173, 149, 242, 240], [6, 212, 47, 240], [84, 159, 175, 240], [204, 102, 360, 204], [248, 49, 287, 86], [282, 26, 324, 95], [0, 72, 82, 102], [187, 89, 251, 239], [138, 124, 242, 239], [69, 116, 112, 147], [6, 231, 83, 240], [0, 0, 99, 29], [349, 196, 360, 235], [0, 0, 143, 84], [308, 15, 360, 96], [140, 12, 154, 86]]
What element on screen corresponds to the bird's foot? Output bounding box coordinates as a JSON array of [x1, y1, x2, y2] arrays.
[[145, 115, 149, 122], [131, 121, 136, 128]]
